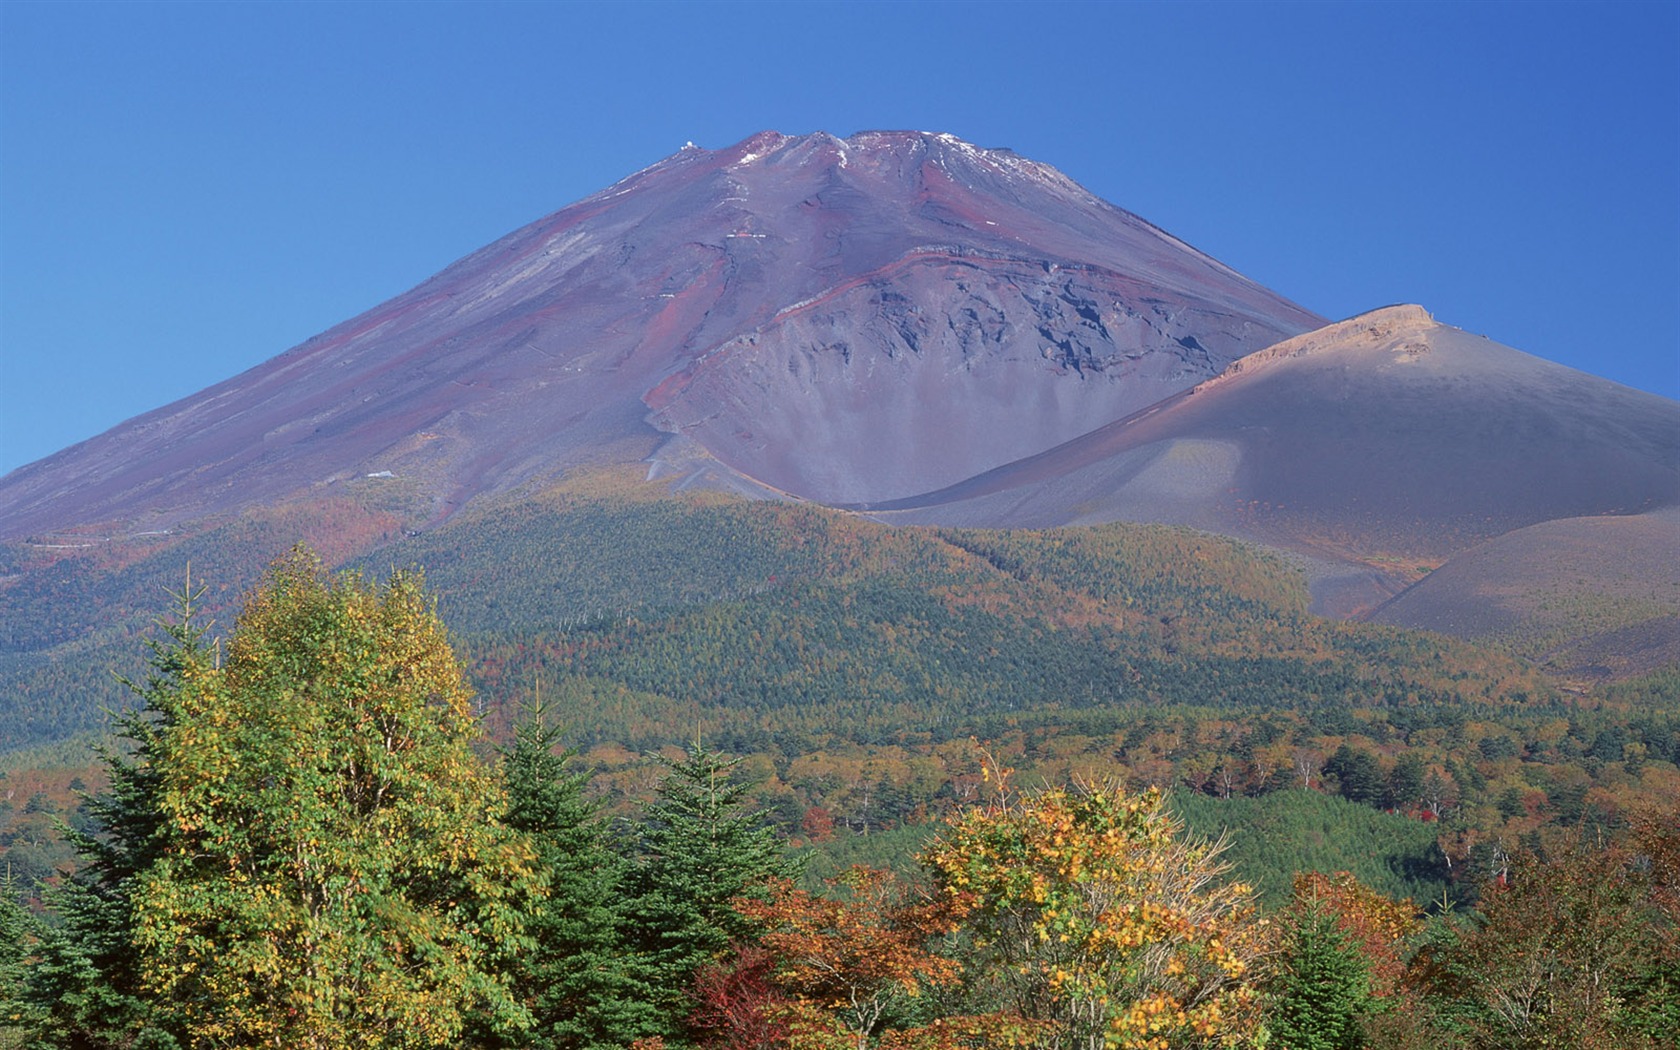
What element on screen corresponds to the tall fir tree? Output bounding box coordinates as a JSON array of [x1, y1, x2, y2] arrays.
[[1268, 905, 1375, 1050], [1, 867, 41, 1045], [21, 573, 213, 1049], [495, 697, 658, 1048], [625, 741, 799, 1038]]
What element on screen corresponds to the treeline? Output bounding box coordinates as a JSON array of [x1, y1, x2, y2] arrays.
[[6, 488, 1678, 916], [0, 480, 1548, 750], [398, 486, 1534, 718], [438, 490, 1556, 743], [0, 477, 1642, 758], [440, 681, 1676, 908]]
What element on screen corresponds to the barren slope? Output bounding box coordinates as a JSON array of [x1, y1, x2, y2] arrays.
[[0, 131, 1319, 542], [863, 306, 1680, 616], [1368, 507, 1680, 682]]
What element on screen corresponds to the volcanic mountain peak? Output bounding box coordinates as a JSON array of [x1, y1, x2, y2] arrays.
[[567, 130, 1296, 316], [707, 129, 1076, 188], [0, 131, 1324, 540], [839, 129, 1086, 193]]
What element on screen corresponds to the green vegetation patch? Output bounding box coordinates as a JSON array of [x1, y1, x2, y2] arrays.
[[1172, 789, 1448, 908]]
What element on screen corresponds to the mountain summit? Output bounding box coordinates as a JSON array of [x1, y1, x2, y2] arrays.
[[0, 131, 1321, 540]]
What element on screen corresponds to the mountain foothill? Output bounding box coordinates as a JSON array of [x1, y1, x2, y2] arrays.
[[1, 129, 1676, 752]]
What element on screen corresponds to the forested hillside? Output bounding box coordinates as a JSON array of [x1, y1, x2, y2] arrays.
[[0, 473, 1548, 753], [380, 476, 1550, 741], [0, 496, 406, 745], [7, 480, 1678, 894], [3, 554, 1674, 1049]]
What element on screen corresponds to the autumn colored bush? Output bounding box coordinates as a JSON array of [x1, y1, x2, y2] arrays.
[[922, 772, 1266, 1050]]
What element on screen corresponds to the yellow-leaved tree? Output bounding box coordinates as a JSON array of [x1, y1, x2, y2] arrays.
[[921, 772, 1266, 1050], [132, 548, 537, 1049]]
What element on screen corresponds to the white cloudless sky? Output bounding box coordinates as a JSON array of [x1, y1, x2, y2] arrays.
[[2, 0, 1676, 475]]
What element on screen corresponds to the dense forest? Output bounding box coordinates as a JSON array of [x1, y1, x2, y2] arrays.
[[3, 545, 1677, 1048], [3, 480, 1680, 1041]]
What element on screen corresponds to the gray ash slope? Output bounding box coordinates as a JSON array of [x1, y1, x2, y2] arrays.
[[865, 305, 1680, 625], [0, 131, 1321, 540]]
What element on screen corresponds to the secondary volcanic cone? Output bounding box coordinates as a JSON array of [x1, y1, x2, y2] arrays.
[[863, 305, 1680, 615]]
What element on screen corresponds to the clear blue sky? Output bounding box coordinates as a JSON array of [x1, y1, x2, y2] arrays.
[[2, 0, 1676, 476]]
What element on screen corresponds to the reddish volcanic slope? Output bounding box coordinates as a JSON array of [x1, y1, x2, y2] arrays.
[[863, 306, 1680, 614], [0, 131, 1321, 541]]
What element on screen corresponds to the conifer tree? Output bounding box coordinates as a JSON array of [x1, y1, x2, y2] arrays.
[[626, 741, 799, 1036], [497, 698, 657, 1048], [22, 574, 212, 1049], [1269, 907, 1374, 1050], [1325, 745, 1384, 807], [1, 868, 41, 1043], [1386, 754, 1426, 811]]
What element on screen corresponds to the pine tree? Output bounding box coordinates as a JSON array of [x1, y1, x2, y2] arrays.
[[1386, 753, 1426, 811], [625, 741, 799, 1036], [1, 868, 41, 1045], [497, 699, 658, 1048], [1325, 745, 1384, 807], [22, 573, 212, 1049]]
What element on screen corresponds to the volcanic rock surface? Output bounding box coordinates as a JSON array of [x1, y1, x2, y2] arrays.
[[862, 306, 1680, 615], [1367, 506, 1680, 682], [0, 131, 1321, 541]]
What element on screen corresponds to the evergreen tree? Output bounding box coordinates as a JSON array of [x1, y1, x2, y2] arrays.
[[1269, 906, 1375, 1050], [497, 699, 657, 1048], [1386, 753, 1426, 811], [22, 575, 212, 1049], [625, 741, 799, 1036], [1, 868, 40, 1044], [1325, 746, 1384, 807]]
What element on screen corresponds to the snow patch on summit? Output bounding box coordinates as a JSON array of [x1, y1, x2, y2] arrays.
[[730, 130, 790, 167]]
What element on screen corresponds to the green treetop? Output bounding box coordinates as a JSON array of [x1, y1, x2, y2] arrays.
[[23, 573, 214, 1049], [495, 699, 658, 1048], [1268, 906, 1375, 1050], [625, 740, 800, 1038]]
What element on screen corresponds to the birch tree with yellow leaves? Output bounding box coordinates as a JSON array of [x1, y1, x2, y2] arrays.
[[130, 548, 537, 1049]]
